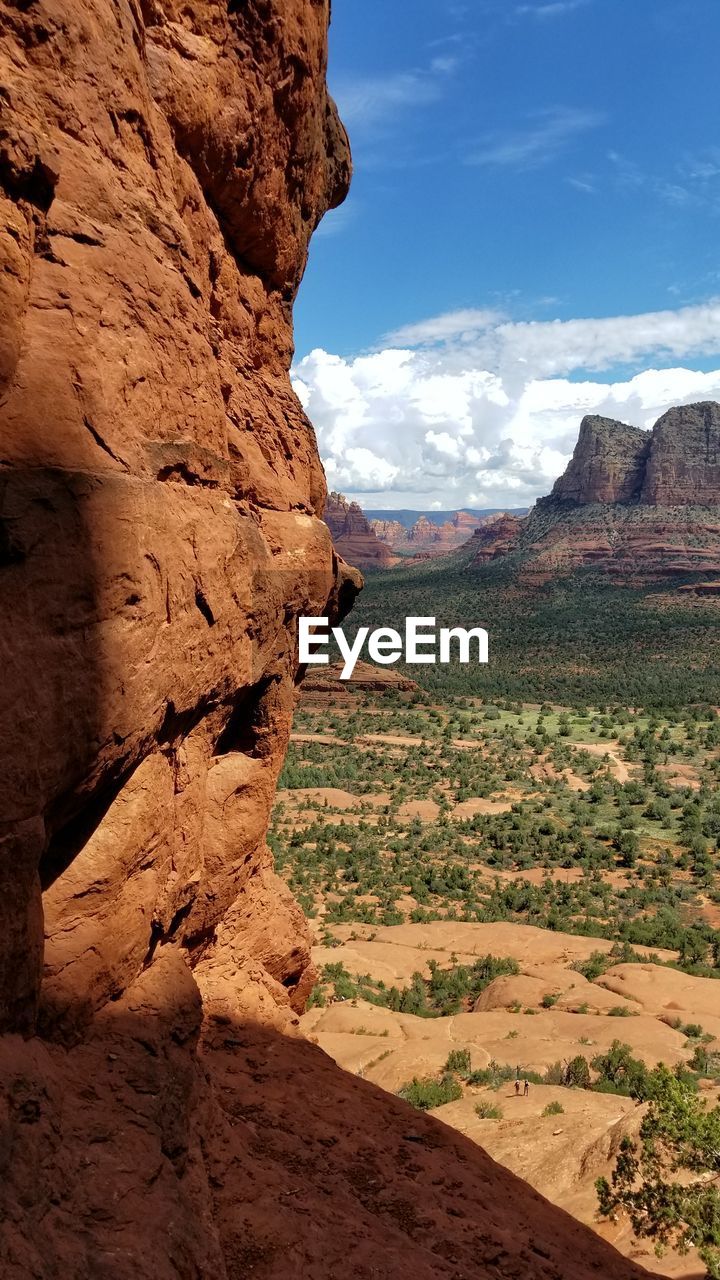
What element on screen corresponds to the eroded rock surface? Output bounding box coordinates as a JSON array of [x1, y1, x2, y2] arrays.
[[373, 509, 488, 558], [0, 3, 658, 1276], [323, 490, 394, 569], [0, 0, 357, 1031]]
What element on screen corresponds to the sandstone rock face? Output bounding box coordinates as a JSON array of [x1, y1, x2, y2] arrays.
[[302, 659, 421, 694], [0, 4, 663, 1275], [551, 416, 649, 505], [643, 401, 720, 505], [512, 402, 720, 579], [0, 987, 655, 1280], [469, 513, 523, 564], [323, 490, 394, 569], [371, 515, 407, 546], [0, 0, 357, 1034]]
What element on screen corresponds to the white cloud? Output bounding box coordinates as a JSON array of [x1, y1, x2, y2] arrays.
[[465, 106, 605, 170], [332, 56, 457, 135], [384, 308, 505, 347], [292, 301, 720, 509], [516, 0, 592, 17]]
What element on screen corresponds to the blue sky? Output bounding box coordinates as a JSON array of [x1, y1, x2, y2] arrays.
[[292, 0, 720, 509]]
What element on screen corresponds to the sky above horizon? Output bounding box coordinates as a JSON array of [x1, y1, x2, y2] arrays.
[[292, 0, 720, 511]]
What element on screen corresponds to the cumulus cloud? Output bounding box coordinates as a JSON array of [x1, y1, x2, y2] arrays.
[[292, 301, 720, 509]]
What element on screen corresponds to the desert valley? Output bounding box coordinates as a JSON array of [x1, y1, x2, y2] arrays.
[[283, 402, 720, 1276]]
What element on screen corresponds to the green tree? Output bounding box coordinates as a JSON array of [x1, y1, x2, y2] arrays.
[[597, 1068, 720, 1277]]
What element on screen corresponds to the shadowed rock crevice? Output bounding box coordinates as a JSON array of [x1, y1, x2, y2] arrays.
[[0, 0, 353, 1037]]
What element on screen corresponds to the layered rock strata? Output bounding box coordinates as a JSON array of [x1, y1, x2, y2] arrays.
[[511, 403, 720, 578], [323, 491, 394, 569], [0, 0, 358, 1033]]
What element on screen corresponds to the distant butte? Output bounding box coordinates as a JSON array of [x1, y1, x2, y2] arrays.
[[323, 491, 395, 569], [471, 402, 720, 580]]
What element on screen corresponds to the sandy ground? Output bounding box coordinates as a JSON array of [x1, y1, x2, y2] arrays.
[[301, 918, 718, 1278], [317, 921, 677, 980]]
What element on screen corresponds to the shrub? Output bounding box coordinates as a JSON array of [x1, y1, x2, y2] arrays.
[[467, 1060, 515, 1090], [564, 1055, 592, 1089], [475, 1100, 503, 1119], [576, 950, 609, 981], [543, 1061, 565, 1086], [444, 1048, 472, 1078], [543, 1101, 565, 1116], [398, 1074, 463, 1111]]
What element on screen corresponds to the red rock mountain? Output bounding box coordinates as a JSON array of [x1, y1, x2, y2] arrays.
[[504, 403, 720, 579], [323, 490, 394, 568], [0, 2, 655, 1276], [373, 509, 486, 557], [470, 512, 524, 564]]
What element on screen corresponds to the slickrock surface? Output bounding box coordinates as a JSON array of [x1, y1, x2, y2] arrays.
[[0, 2, 661, 1275], [0, 956, 654, 1280], [323, 490, 395, 569]]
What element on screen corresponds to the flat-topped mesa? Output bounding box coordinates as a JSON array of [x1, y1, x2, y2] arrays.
[[323, 491, 393, 569], [550, 415, 649, 505], [642, 402, 720, 505]]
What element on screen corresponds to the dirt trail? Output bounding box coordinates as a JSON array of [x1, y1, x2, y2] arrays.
[[571, 740, 632, 783]]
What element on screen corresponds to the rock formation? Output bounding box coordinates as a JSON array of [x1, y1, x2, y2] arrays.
[[323, 490, 394, 569], [550, 416, 649, 505], [643, 401, 720, 505], [302, 659, 420, 695], [504, 403, 720, 579], [373, 509, 489, 557], [469, 513, 523, 564], [0, 2, 658, 1275], [0, 0, 361, 1039]]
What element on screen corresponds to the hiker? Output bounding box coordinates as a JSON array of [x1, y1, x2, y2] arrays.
[[514, 1080, 520, 1096], [524, 1079, 529, 1096]]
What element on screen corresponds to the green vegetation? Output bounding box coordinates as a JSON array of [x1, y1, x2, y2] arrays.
[[475, 1101, 503, 1119], [275, 691, 720, 965], [398, 1075, 463, 1110], [597, 1068, 720, 1278], [542, 1101, 565, 1116], [342, 547, 720, 709], [309, 955, 520, 1018], [287, 551, 720, 1268]]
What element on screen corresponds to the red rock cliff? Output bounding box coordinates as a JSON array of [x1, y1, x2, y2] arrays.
[[0, 4, 656, 1276], [515, 402, 720, 579], [323, 490, 393, 568], [550, 416, 649, 505], [0, 0, 358, 1034]]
